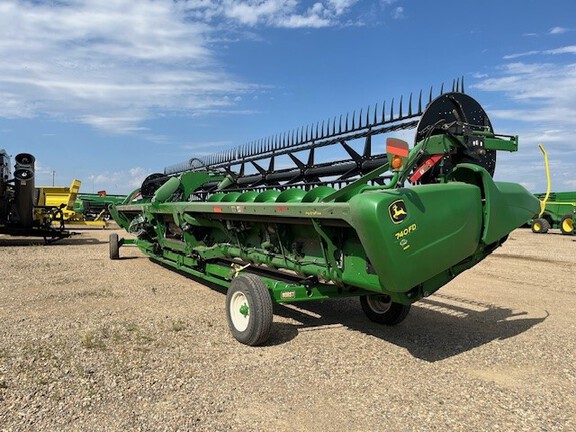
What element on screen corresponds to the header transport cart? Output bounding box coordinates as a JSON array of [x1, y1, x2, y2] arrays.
[[109, 81, 539, 345]]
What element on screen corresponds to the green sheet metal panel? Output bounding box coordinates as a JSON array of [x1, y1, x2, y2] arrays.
[[348, 183, 482, 293]]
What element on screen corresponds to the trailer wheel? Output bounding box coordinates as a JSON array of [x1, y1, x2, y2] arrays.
[[360, 295, 411, 325], [560, 214, 574, 235], [531, 218, 550, 234], [226, 273, 273, 346], [109, 233, 120, 260]]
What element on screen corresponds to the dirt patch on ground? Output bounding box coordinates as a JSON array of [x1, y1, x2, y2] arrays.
[[1, 227, 575, 431]]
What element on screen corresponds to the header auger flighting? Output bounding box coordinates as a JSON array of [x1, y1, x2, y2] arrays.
[[109, 79, 540, 345]]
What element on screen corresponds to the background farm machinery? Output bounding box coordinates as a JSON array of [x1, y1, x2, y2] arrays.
[[531, 192, 576, 235], [109, 81, 540, 345], [0, 150, 74, 242], [38, 182, 126, 228], [530, 145, 576, 235], [75, 192, 127, 222], [35, 179, 104, 228]]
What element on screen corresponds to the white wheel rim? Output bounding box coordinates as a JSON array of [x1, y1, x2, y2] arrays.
[[367, 295, 392, 314], [230, 291, 250, 332]]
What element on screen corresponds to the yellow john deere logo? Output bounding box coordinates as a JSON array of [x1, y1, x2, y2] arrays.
[[389, 199, 408, 224]]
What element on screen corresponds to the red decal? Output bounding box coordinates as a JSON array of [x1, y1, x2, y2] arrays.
[[276, 206, 289, 211], [409, 155, 443, 183], [214, 206, 223, 213]]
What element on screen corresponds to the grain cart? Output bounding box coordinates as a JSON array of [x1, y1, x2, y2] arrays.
[[0, 150, 74, 242], [109, 81, 539, 345], [530, 145, 576, 235]]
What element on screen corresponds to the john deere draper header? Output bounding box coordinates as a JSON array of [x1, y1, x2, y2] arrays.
[[109, 79, 540, 345]]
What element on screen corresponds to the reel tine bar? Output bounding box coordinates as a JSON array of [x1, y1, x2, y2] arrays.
[[164, 78, 465, 177]]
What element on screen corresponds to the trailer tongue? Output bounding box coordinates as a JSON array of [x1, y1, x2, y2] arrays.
[[110, 81, 539, 345]]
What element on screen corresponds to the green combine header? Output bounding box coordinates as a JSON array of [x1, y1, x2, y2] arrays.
[[109, 80, 539, 345]]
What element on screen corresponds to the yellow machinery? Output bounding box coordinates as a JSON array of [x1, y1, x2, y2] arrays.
[[37, 180, 107, 228]]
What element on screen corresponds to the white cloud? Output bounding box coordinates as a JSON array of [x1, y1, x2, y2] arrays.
[[328, 0, 358, 15], [545, 45, 576, 55], [220, 0, 359, 28], [475, 62, 576, 110], [503, 44, 576, 61], [275, 13, 331, 28], [0, 0, 362, 135], [0, 0, 251, 134], [472, 58, 576, 192], [503, 50, 539, 60], [392, 6, 404, 19], [79, 114, 151, 134], [88, 167, 149, 192], [549, 26, 570, 34]]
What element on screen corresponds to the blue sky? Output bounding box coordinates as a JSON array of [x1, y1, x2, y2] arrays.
[[1, 0, 575, 194]]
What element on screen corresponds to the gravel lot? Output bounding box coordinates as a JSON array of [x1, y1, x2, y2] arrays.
[[1, 226, 575, 431]]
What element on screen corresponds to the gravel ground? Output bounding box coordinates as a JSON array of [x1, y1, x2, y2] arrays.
[[0, 226, 575, 431]]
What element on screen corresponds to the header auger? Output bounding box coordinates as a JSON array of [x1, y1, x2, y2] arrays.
[[109, 79, 540, 346]]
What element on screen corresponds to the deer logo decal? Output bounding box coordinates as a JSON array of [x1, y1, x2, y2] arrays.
[[388, 200, 408, 224]]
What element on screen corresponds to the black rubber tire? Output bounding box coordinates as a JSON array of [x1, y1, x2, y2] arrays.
[[531, 218, 550, 234], [109, 233, 120, 260], [360, 295, 411, 325], [560, 214, 574, 235], [226, 273, 273, 346]]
